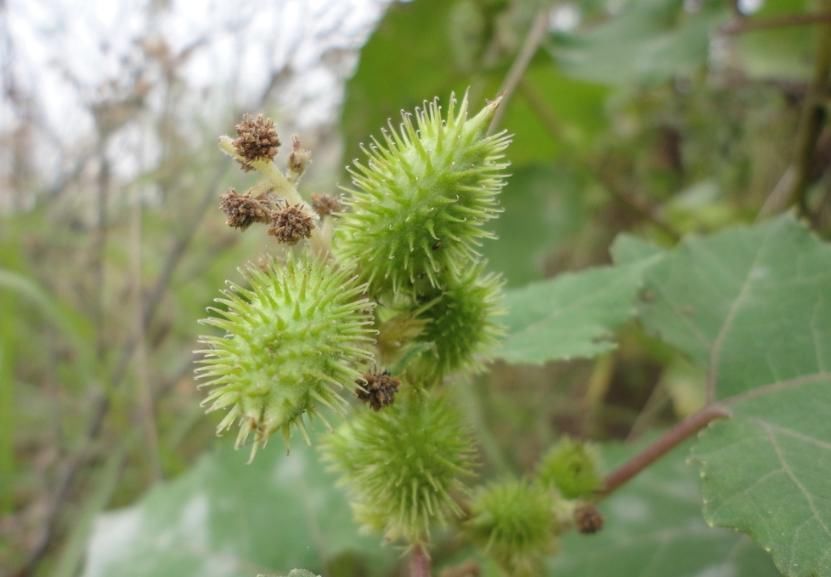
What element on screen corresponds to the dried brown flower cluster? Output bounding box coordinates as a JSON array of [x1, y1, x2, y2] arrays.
[[233, 113, 280, 170], [287, 135, 312, 179], [219, 190, 316, 245], [310, 193, 342, 218], [268, 204, 315, 244], [218, 189, 271, 229], [573, 503, 604, 534], [355, 370, 400, 411]]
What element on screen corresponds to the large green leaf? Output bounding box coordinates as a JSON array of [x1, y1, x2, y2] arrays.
[[549, 0, 727, 85], [81, 440, 396, 577], [732, 0, 814, 80], [341, 0, 466, 168], [633, 215, 831, 577], [549, 443, 780, 577], [495, 253, 661, 365], [482, 165, 588, 287], [341, 0, 609, 168]]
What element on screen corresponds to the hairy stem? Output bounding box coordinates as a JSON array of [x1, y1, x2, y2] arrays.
[[409, 544, 432, 577], [600, 404, 731, 497]]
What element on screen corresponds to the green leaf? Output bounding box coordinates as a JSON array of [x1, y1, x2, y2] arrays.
[[496, 64, 609, 164], [496, 253, 662, 365], [275, 571, 320, 577], [81, 440, 395, 577], [549, 442, 780, 577], [732, 0, 814, 80], [341, 0, 465, 169], [482, 165, 588, 287], [341, 0, 609, 168], [549, 0, 727, 85], [0, 268, 92, 348], [633, 215, 831, 577]]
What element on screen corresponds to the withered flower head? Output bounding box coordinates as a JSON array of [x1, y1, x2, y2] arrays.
[[219, 189, 270, 230], [288, 135, 312, 177], [574, 503, 604, 535], [268, 203, 315, 244], [233, 113, 280, 170], [310, 193, 343, 218], [355, 370, 400, 411]]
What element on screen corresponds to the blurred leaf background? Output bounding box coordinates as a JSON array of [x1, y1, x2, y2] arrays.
[[0, 0, 826, 575]]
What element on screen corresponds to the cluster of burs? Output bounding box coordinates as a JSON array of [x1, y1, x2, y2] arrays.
[[195, 94, 602, 575]]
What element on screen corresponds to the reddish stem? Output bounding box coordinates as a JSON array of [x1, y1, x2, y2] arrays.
[[409, 544, 432, 577], [600, 404, 730, 497]]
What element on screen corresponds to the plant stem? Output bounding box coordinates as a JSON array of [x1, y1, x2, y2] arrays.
[[600, 404, 730, 497], [488, 6, 550, 134], [721, 11, 831, 34], [760, 7, 831, 217], [409, 544, 432, 577]]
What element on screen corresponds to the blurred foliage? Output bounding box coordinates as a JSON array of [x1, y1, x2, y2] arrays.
[[3, 0, 831, 575], [80, 438, 396, 577]]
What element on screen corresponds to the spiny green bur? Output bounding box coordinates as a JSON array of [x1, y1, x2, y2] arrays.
[[409, 266, 504, 383], [468, 479, 557, 577], [322, 391, 476, 544], [537, 438, 602, 499], [195, 256, 375, 460], [336, 93, 511, 296]]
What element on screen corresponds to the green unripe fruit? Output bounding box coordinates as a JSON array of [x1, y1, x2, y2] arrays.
[[537, 438, 602, 499], [322, 390, 476, 543], [409, 266, 504, 383], [468, 479, 557, 577], [194, 256, 376, 460], [336, 92, 511, 295]]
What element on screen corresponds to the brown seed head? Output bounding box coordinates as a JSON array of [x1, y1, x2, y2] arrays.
[[310, 193, 343, 218], [233, 113, 280, 170], [267, 203, 315, 244], [355, 370, 400, 411], [218, 189, 270, 230], [287, 135, 312, 177], [574, 503, 604, 534]]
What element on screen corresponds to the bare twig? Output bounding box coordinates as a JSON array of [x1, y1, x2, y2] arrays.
[[14, 160, 230, 577], [518, 77, 683, 241], [721, 11, 831, 34], [760, 11, 831, 217], [131, 145, 162, 481], [488, 7, 551, 134], [409, 544, 432, 577], [625, 382, 670, 442], [595, 168, 682, 242], [600, 404, 730, 497]]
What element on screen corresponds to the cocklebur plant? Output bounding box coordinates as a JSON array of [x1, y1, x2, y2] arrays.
[[195, 94, 606, 576]]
